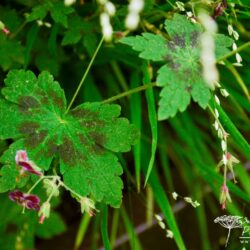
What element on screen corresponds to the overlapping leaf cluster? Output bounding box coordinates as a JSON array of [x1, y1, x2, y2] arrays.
[[0, 70, 139, 207], [121, 14, 233, 120]]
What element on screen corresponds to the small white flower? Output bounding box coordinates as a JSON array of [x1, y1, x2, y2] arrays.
[[100, 12, 110, 26], [103, 24, 113, 41], [159, 221, 166, 229], [184, 197, 192, 203], [64, 0, 76, 6], [214, 109, 219, 119], [232, 42, 237, 51], [221, 140, 227, 151], [172, 192, 178, 200], [232, 30, 239, 40], [166, 230, 174, 238], [105, 2, 116, 16], [125, 12, 140, 30], [37, 20, 43, 26], [191, 200, 200, 208], [129, 0, 144, 13], [220, 89, 229, 97], [218, 128, 223, 139], [236, 53, 242, 63], [100, 13, 113, 41], [215, 95, 220, 105], [186, 11, 193, 18], [227, 25, 233, 36], [44, 22, 52, 28], [154, 214, 163, 221], [214, 121, 219, 131]]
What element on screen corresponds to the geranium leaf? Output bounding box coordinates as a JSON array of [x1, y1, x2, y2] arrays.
[[121, 14, 233, 120], [0, 70, 139, 207]]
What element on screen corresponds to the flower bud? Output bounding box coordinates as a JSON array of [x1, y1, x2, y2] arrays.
[[64, 0, 76, 6], [214, 95, 220, 105], [105, 2, 116, 16], [220, 183, 231, 210], [220, 89, 229, 97], [39, 202, 51, 224], [166, 230, 174, 238], [227, 25, 233, 36], [172, 192, 178, 200]]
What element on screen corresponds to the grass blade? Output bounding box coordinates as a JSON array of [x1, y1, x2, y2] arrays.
[[142, 63, 158, 186], [130, 71, 142, 192], [101, 205, 111, 250]]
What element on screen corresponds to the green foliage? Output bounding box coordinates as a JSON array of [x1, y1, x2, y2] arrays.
[[0, 70, 139, 207], [0, 194, 66, 249], [0, 1, 249, 249], [0, 34, 24, 70], [121, 14, 233, 120], [27, 0, 74, 27]]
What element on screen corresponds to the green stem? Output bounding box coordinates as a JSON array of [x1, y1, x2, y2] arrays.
[[9, 21, 27, 39], [102, 82, 156, 104], [66, 36, 104, 113], [216, 41, 250, 62], [58, 179, 83, 199], [26, 176, 45, 194], [74, 213, 91, 250], [110, 61, 129, 92]]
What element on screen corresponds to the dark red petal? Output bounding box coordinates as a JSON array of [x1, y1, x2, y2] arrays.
[[9, 190, 25, 203], [25, 194, 41, 211], [26, 200, 40, 210], [18, 161, 42, 176], [25, 194, 40, 204]]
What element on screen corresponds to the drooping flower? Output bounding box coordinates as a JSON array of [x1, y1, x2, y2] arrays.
[[38, 202, 51, 224], [15, 150, 42, 176], [9, 190, 40, 211], [220, 183, 232, 210], [213, 0, 227, 19], [79, 197, 97, 216], [0, 21, 10, 35]]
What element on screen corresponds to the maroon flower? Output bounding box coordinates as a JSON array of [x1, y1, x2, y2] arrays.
[[213, 0, 227, 19], [9, 190, 40, 211], [15, 150, 42, 176]]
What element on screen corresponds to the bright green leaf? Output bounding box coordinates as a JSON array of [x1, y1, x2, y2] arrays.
[[122, 14, 233, 120], [121, 33, 167, 61], [0, 70, 139, 207]]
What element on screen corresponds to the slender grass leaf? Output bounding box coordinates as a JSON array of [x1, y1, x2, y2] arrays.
[[101, 205, 111, 250], [143, 64, 158, 186]]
